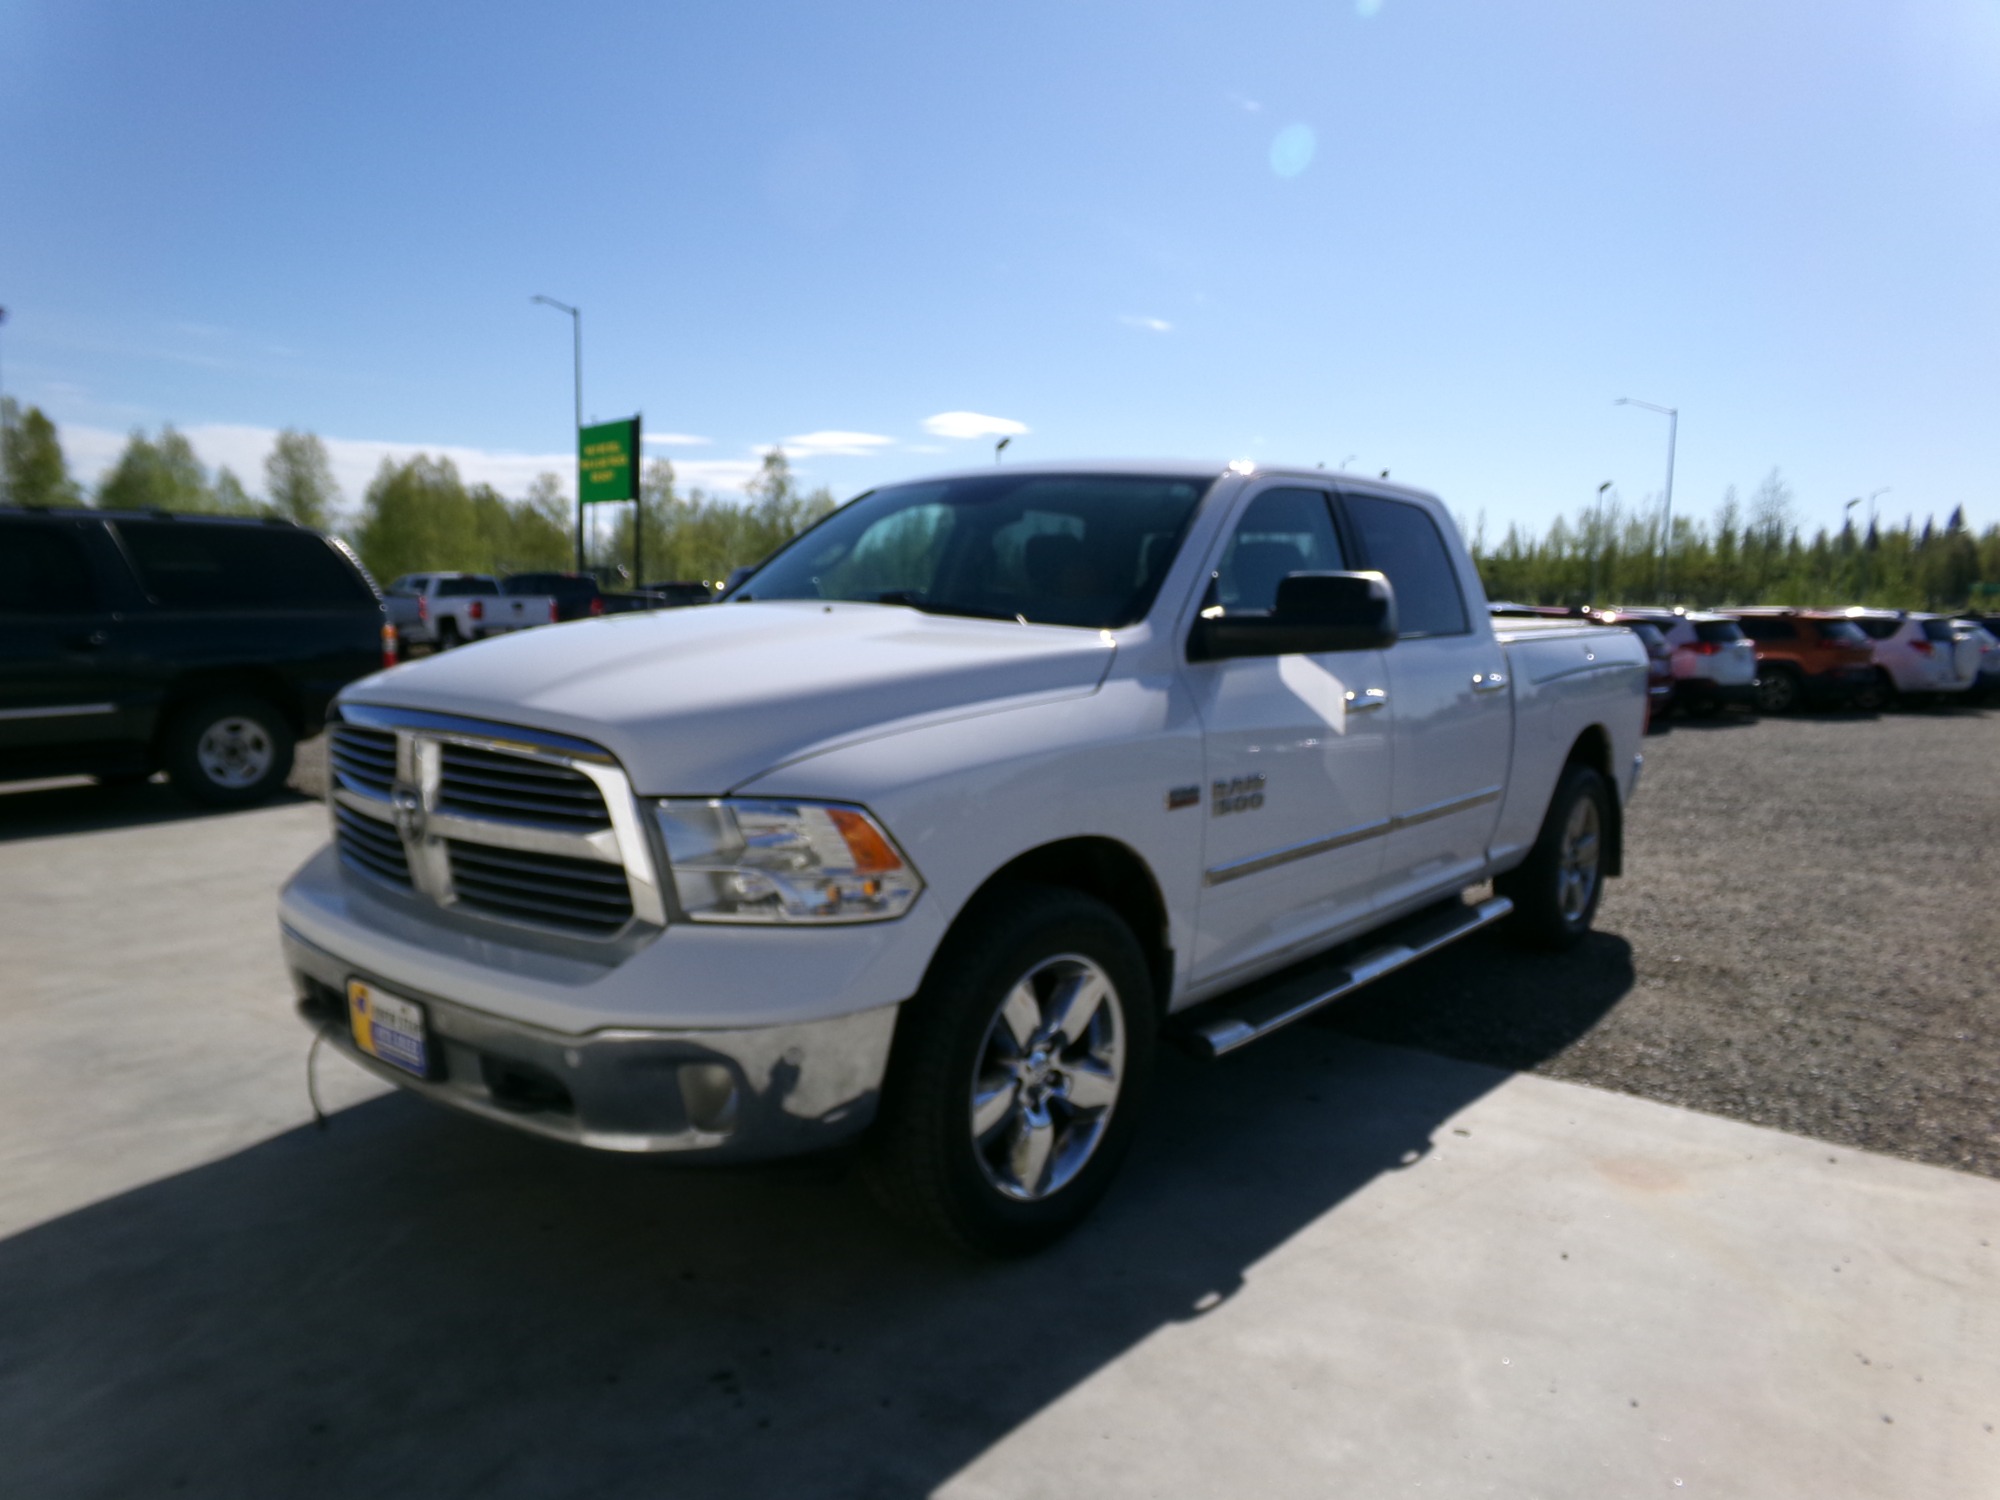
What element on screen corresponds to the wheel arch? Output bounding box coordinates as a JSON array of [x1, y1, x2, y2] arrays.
[[154, 669, 307, 749], [1562, 724, 1623, 878], [933, 836, 1175, 1013]]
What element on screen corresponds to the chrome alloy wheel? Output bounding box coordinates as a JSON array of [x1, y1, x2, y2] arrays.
[[1557, 795, 1602, 923], [969, 954, 1125, 1202], [195, 716, 274, 789]]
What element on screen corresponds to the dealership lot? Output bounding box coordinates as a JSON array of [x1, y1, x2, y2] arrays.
[[1, 712, 1996, 1496]]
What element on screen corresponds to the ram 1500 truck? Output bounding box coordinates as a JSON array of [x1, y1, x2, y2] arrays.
[[280, 463, 1647, 1253]]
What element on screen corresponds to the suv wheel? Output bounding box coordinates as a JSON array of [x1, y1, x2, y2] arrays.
[[164, 695, 295, 807], [863, 884, 1156, 1256], [1498, 762, 1610, 951], [1852, 670, 1894, 713], [1753, 667, 1801, 715]]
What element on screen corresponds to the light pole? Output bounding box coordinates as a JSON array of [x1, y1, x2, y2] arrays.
[[0, 305, 10, 506], [532, 295, 583, 573], [995, 436, 1011, 464], [1591, 480, 1613, 602], [1858, 487, 1890, 602], [1616, 398, 1677, 599]]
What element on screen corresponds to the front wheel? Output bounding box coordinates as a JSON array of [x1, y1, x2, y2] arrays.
[[1753, 668, 1800, 715], [1498, 763, 1610, 951], [164, 695, 295, 807], [863, 884, 1156, 1256]]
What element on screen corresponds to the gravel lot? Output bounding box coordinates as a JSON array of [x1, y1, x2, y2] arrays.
[[1321, 704, 2000, 1181], [288, 705, 1999, 1178]]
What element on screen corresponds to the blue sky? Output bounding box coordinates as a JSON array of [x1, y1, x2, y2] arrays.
[[3, 0, 1997, 539]]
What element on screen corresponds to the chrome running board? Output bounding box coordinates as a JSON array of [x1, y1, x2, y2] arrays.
[[1183, 894, 1515, 1059]]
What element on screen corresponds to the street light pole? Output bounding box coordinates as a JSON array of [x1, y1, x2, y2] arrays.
[[1591, 480, 1613, 602], [0, 305, 10, 506], [532, 295, 583, 573], [1859, 487, 1890, 603], [1616, 398, 1677, 600]]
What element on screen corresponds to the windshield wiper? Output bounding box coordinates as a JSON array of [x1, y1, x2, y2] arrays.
[[865, 590, 1022, 622]]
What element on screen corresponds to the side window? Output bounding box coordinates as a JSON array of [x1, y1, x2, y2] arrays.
[[1738, 617, 1796, 642], [1343, 494, 1469, 638], [115, 522, 375, 610], [1214, 487, 1344, 612], [0, 522, 99, 614]]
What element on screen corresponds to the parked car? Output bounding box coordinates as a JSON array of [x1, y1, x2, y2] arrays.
[[1949, 618, 2000, 704], [1597, 608, 1758, 716], [637, 581, 715, 608], [281, 461, 1647, 1253], [1, 506, 387, 804], [501, 571, 661, 620], [385, 573, 555, 652], [1841, 609, 1983, 707], [1724, 608, 1878, 714]]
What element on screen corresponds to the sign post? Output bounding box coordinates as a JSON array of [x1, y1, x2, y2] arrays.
[[579, 415, 643, 585]]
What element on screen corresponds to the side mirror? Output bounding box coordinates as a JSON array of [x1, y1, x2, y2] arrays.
[[1190, 570, 1398, 660]]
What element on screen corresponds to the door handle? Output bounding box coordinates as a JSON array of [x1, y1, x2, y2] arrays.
[[1471, 671, 1508, 693], [1344, 688, 1388, 713]]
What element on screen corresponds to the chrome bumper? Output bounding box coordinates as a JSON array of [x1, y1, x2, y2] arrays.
[[283, 926, 898, 1158]]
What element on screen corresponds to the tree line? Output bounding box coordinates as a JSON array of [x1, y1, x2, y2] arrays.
[[1470, 469, 1997, 612], [0, 400, 837, 588], [6, 402, 1992, 610]]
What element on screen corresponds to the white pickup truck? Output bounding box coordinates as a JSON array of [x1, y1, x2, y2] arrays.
[[282, 463, 1646, 1252], [382, 572, 557, 653]]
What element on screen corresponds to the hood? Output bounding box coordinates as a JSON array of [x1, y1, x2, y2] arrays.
[[343, 601, 1117, 792]]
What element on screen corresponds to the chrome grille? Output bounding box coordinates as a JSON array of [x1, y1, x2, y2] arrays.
[[437, 743, 609, 828], [334, 802, 412, 886], [447, 840, 634, 933], [329, 724, 397, 799], [325, 707, 664, 941]]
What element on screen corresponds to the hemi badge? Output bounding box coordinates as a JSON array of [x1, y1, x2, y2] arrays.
[[1166, 785, 1201, 811]]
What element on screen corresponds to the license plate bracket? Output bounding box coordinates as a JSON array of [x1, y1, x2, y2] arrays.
[[347, 978, 432, 1078]]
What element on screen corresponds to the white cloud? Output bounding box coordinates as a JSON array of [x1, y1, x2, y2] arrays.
[[641, 432, 712, 447], [923, 411, 1030, 441], [904, 443, 947, 454], [1120, 315, 1174, 334], [774, 429, 897, 458]]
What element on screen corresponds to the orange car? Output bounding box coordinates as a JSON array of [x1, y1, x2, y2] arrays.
[[1727, 608, 1878, 713]]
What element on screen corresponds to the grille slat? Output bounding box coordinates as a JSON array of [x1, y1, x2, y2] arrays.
[[329, 725, 398, 799], [437, 743, 609, 830], [448, 839, 633, 931], [334, 804, 411, 886]]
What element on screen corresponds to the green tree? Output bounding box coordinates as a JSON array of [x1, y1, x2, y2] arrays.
[[210, 466, 263, 515], [97, 425, 213, 511], [354, 455, 578, 582], [0, 398, 81, 508], [265, 429, 340, 530]]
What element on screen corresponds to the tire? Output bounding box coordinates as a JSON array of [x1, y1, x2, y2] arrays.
[[1497, 762, 1610, 952], [164, 695, 295, 808], [435, 619, 463, 650], [1753, 668, 1800, 715], [862, 884, 1157, 1256], [1851, 670, 1894, 713]]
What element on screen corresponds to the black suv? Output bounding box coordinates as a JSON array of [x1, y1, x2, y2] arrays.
[[1, 507, 386, 806]]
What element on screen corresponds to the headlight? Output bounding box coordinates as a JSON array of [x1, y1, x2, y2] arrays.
[[653, 799, 923, 923]]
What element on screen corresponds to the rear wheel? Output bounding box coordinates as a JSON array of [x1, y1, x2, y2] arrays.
[[863, 884, 1155, 1256], [435, 619, 463, 650], [164, 695, 294, 807], [1498, 763, 1610, 951], [1753, 667, 1800, 715], [1851, 670, 1894, 713]]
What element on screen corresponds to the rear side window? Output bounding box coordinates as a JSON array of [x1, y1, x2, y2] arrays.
[[1214, 487, 1345, 612], [115, 521, 375, 610], [1812, 619, 1868, 645], [1343, 494, 1468, 638], [0, 522, 99, 614], [436, 576, 498, 597], [1693, 621, 1744, 644], [1920, 619, 1958, 642], [1736, 617, 1797, 641], [1851, 617, 1900, 640]]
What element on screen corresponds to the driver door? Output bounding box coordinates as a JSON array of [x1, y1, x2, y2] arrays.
[[1183, 485, 1394, 992]]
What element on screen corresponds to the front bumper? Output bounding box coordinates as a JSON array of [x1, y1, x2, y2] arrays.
[[285, 925, 898, 1158]]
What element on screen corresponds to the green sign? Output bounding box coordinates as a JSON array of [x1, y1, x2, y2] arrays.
[[579, 416, 640, 504]]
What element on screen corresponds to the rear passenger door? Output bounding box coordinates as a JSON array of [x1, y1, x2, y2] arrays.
[[0, 515, 145, 765], [1340, 491, 1510, 908]]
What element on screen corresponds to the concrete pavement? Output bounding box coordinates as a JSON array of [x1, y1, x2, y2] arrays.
[[2, 790, 1994, 1498]]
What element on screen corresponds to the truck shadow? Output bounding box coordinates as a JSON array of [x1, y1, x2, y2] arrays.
[[0, 737, 324, 843], [0, 935, 1633, 1499]]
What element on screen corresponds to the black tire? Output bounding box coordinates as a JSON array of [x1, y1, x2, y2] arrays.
[[1753, 667, 1801, 715], [1497, 763, 1611, 952], [1851, 670, 1894, 713], [435, 619, 463, 650], [164, 695, 295, 808], [862, 883, 1157, 1256]]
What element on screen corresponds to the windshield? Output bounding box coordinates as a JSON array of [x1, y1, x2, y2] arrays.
[[736, 472, 1213, 628], [1694, 620, 1745, 643]]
